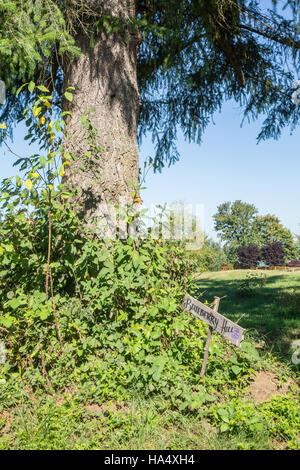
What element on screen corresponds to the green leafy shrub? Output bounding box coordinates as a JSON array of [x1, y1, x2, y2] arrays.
[[210, 393, 300, 449], [260, 394, 300, 449], [0, 206, 258, 407], [0, 84, 215, 407], [188, 246, 218, 272], [188, 238, 229, 272], [0, 203, 199, 389], [211, 399, 265, 436]]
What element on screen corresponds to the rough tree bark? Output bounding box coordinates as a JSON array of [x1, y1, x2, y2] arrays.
[[62, 1, 141, 228]]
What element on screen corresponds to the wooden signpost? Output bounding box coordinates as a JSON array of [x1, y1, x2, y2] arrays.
[[182, 293, 245, 377]]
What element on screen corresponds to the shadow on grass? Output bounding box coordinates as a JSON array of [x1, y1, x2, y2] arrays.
[[192, 274, 300, 364]]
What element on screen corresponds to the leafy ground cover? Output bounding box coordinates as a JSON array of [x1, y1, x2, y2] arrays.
[[0, 391, 299, 450]]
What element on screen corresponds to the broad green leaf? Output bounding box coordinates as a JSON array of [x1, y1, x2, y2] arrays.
[[28, 81, 35, 93], [231, 365, 242, 376], [0, 316, 13, 328], [36, 85, 50, 92], [64, 91, 73, 102], [16, 83, 28, 96]]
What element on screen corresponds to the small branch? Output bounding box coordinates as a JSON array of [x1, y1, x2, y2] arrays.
[[243, 72, 291, 99], [3, 141, 24, 160], [45, 189, 63, 348], [239, 23, 300, 49], [236, 313, 246, 325], [49, 265, 63, 348], [45, 189, 52, 299]]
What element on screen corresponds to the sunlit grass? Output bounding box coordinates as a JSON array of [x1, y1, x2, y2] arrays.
[[193, 270, 300, 363]]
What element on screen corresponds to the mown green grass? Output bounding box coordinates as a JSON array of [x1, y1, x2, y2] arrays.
[[193, 270, 300, 363]]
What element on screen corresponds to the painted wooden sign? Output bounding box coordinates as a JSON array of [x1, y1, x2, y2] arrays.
[[182, 294, 244, 347]]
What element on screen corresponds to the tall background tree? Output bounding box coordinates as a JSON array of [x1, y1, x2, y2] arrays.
[[252, 214, 298, 261], [296, 231, 300, 255], [213, 200, 258, 261], [213, 200, 298, 262], [1, 0, 300, 222]]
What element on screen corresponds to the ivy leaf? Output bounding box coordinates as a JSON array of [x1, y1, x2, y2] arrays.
[[64, 91, 73, 102], [220, 423, 229, 433], [28, 81, 35, 93], [16, 83, 28, 96], [38, 309, 50, 320], [0, 316, 13, 328], [38, 116, 46, 126], [36, 85, 50, 92], [231, 365, 242, 376], [241, 341, 260, 360]]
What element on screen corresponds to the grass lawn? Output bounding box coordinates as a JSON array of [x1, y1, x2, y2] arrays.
[[193, 270, 300, 364]]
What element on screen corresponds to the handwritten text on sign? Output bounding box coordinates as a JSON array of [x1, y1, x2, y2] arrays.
[[182, 294, 244, 347]]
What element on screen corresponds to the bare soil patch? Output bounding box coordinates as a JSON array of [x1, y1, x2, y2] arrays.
[[246, 371, 296, 403]]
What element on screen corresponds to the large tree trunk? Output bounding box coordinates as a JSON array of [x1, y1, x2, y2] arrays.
[[62, 1, 140, 230]]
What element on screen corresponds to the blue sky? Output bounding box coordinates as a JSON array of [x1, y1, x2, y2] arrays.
[[139, 98, 300, 240]]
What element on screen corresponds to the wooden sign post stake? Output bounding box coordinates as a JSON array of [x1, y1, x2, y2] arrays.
[[182, 293, 245, 377], [200, 296, 220, 379]]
